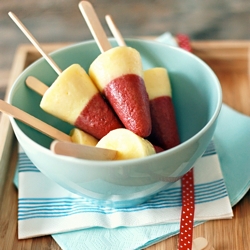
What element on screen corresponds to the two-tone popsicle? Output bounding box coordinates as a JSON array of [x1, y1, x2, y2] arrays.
[[39, 64, 123, 139], [96, 128, 156, 160], [105, 15, 180, 150], [0, 99, 119, 161], [89, 46, 151, 137], [144, 67, 180, 149], [79, 1, 152, 138], [9, 12, 123, 140]]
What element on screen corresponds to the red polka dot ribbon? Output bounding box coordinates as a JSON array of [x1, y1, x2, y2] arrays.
[[176, 34, 195, 249], [178, 168, 195, 250], [176, 34, 192, 52]]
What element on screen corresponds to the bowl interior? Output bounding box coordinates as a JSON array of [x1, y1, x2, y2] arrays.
[[9, 39, 221, 150]]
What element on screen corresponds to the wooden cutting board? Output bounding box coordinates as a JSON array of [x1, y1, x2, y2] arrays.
[[0, 41, 249, 250]]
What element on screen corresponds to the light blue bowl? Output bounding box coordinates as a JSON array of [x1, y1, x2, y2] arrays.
[[8, 38, 222, 208]]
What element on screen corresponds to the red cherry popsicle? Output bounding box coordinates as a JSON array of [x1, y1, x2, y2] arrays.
[[89, 47, 151, 137], [39, 64, 123, 139], [144, 67, 180, 150], [79, 1, 151, 138], [8, 12, 123, 140]]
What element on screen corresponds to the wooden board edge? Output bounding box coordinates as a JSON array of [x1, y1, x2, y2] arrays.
[[0, 45, 32, 201]]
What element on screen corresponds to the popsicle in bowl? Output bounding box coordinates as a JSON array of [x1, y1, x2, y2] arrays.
[[39, 64, 123, 139], [105, 15, 180, 149], [144, 68, 180, 149], [96, 128, 156, 160], [79, 1, 152, 138], [9, 12, 123, 140], [0, 99, 118, 160]]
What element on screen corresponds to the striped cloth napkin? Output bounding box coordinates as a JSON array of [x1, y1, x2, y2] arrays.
[[16, 139, 232, 239]]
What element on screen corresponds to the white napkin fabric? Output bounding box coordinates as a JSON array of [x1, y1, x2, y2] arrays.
[[16, 139, 233, 239]]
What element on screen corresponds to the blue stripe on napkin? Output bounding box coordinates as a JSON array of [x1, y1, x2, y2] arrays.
[[18, 178, 228, 220], [202, 140, 216, 157], [18, 154, 40, 173], [17, 141, 228, 221]]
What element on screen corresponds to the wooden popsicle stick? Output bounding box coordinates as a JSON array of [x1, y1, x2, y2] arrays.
[[192, 237, 215, 250], [0, 99, 117, 160], [78, 1, 112, 53], [0, 99, 71, 142], [51, 140, 117, 160], [8, 12, 62, 75], [105, 15, 126, 47], [26, 76, 49, 96]]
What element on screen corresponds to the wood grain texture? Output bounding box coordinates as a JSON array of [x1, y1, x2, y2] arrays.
[[0, 41, 249, 250], [0, 142, 61, 250]]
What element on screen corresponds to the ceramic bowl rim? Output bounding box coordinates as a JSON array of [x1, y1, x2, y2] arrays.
[[8, 38, 223, 167]]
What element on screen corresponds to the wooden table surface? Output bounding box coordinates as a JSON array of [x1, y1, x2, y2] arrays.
[[0, 2, 250, 249], [0, 41, 250, 249]]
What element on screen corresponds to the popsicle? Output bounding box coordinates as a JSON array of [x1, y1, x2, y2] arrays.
[[39, 64, 123, 139], [25, 76, 108, 143], [96, 128, 156, 160], [70, 127, 98, 146], [144, 67, 180, 149], [79, 1, 152, 138], [105, 15, 180, 149], [89, 46, 151, 137], [0, 99, 117, 160], [9, 12, 123, 140]]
